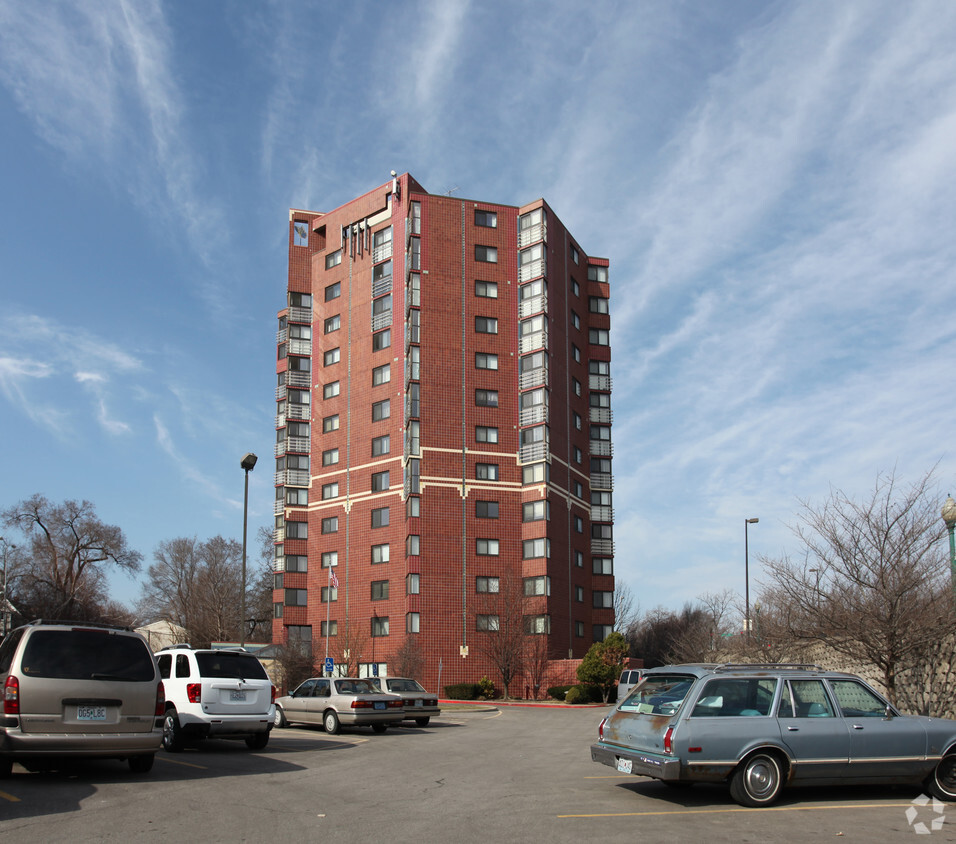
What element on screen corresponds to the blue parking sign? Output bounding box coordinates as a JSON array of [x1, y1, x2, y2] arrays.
[[324, 657, 334, 674]]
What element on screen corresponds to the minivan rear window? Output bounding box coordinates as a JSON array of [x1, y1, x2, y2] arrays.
[[619, 673, 696, 715], [20, 630, 155, 681], [196, 652, 268, 680]]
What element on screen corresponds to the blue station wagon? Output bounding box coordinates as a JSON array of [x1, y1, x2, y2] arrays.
[[591, 663, 956, 807]]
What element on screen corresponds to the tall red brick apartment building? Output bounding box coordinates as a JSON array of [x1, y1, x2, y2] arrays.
[[273, 173, 613, 692]]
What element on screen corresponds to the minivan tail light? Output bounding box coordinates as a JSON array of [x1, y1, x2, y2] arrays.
[[663, 726, 675, 755], [187, 683, 202, 703], [271, 685, 277, 704], [155, 681, 166, 717], [3, 675, 19, 715]]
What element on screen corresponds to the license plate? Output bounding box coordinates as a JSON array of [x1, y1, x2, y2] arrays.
[[77, 705, 106, 721], [230, 690, 247, 702], [617, 758, 633, 774], [374, 702, 386, 710], [414, 699, 423, 707]]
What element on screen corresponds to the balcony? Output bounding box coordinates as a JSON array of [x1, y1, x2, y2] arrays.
[[286, 370, 310, 388], [273, 556, 285, 573], [275, 469, 310, 487], [372, 241, 393, 264], [518, 221, 546, 249], [589, 440, 614, 457], [589, 374, 612, 392], [518, 294, 547, 320], [589, 407, 613, 424], [519, 442, 550, 464], [275, 412, 286, 428], [591, 505, 614, 522], [276, 328, 288, 344], [286, 403, 309, 421], [274, 499, 285, 516], [372, 310, 392, 332], [519, 405, 548, 427], [276, 384, 287, 401], [519, 367, 548, 390], [288, 306, 312, 324], [288, 338, 311, 356], [278, 436, 309, 456], [519, 328, 548, 355], [372, 272, 393, 299], [518, 257, 546, 284], [274, 526, 285, 543], [590, 472, 613, 490], [591, 538, 615, 556]]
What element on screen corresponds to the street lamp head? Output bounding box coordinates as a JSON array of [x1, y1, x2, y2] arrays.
[[746, 517, 759, 525], [942, 495, 956, 528], [240, 453, 258, 472]]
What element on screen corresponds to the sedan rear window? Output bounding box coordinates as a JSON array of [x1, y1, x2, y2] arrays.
[[619, 674, 695, 715], [196, 652, 268, 680], [21, 630, 155, 681]]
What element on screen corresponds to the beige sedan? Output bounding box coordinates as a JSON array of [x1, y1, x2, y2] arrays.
[[273, 677, 404, 734]]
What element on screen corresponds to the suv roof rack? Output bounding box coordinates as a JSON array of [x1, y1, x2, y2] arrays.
[[26, 618, 134, 632], [714, 663, 824, 672], [157, 643, 194, 651]]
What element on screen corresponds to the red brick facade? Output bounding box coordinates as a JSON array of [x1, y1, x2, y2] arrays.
[[272, 174, 613, 694]]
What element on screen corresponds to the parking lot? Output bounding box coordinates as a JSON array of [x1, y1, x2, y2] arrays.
[[0, 704, 947, 841]]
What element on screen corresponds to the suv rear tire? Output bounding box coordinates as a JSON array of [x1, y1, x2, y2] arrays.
[[245, 732, 269, 750], [163, 710, 185, 753]]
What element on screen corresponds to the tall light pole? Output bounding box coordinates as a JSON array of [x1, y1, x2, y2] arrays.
[[744, 518, 759, 643], [942, 495, 956, 603], [240, 453, 258, 647]]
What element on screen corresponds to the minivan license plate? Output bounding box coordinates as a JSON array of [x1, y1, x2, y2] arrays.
[[77, 705, 106, 721], [230, 690, 247, 702], [617, 758, 633, 774]]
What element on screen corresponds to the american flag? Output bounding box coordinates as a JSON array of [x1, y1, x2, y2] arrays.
[[329, 568, 339, 589]]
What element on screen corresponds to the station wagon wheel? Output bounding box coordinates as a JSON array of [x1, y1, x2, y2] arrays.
[[274, 706, 287, 728], [729, 752, 783, 807], [926, 754, 956, 801], [162, 709, 185, 753], [323, 710, 340, 735]]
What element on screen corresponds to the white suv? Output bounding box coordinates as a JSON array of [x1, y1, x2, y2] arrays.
[[156, 646, 275, 752]]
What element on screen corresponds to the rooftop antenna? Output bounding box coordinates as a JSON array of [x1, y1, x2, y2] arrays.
[[445, 185, 459, 196]]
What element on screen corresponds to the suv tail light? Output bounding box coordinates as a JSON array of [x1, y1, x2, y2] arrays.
[[663, 725, 675, 755], [3, 675, 19, 715], [186, 683, 202, 704], [155, 681, 166, 717]]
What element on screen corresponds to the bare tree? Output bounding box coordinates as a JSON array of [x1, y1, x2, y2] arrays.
[[613, 581, 640, 639], [2, 495, 141, 620], [758, 469, 955, 708], [247, 524, 277, 642], [394, 635, 425, 681], [334, 620, 370, 677], [524, 628, 551, 700], [475, 572, 526, 698]]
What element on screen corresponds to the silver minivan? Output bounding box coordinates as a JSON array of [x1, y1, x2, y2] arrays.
[[0, 620, 164, 776], [616, 669, 644, 702]]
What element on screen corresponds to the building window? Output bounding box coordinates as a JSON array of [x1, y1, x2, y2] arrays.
[[373, 226, 392, 249], [571, 311, 580, 329], [287, 625, 312, 654], [476, 576, 499, 593], [321, 517, 338, 534], [593, 590, 614, 609], [324, 348, 340, 366], [475, 352, 498, 370], [571, 278, 580, 296], [371, 471, 390, 492], [572, 377, 581, 396], [522, 501, 548, 522], [372, 364, 390, 386], [475, 426, 498, 444], [371, 507, 389, 528], [321, 621, 338, 637], [274, 602, 283, 618], [593, 557, 613, 575], [324, 314, 341, 334], [591, 425, 611, 442], [575, 621, 585, 637], [575, 550, 584, 568], [322, 482, 339, 500], [274, 573, 284, 590], [573, 411, 582, 430], [288, 388, 310, 406], [285, 520, 308, 539], [476, 538, 499, 556], [572, 480, 584, 497], [475, 389, 498, 407], [371, 580, 389, 601], [475, 316, 498, 334], [286, 554, 307, 573], [573, 446, 583, 463], [570, 245, 579, 265], [572, 344, 581, 362], [321, 586, 338, 603], [371, 435, 390, 456], [475, 500, 499, 519], [593, 624, 613, 642], [285, 588, 307, 607], [524, 576, 550, 597], [286, 488, 307, 506], [321, 551, 338, 568], [406, 573, 420, 595], [477, 615, 499, 632], [372, 293, 392, 318], [475, 280, 497, 298], [406, 534, 420, 555], [325, 281, 341, 301], [476, 463, 499, 481], [371, 617, 389, 637], [406, 612, 420, 634], [326, 249, 342, 269], [373, 328, 391, 351], [522, 538, 549, 559], [575, 586, 584, 602], [407, 496, 420, 518], [475, 209, 497, 228], [525, 615, 550, 634], [592, 524, 613, 541], [589, 328, 610, 346], [475, 245, 497, 263], [523, 463, 548, 485], [574, 515, 584, 532], [588, 266, 608, 283], [323, 414, 340, 433], [323, 381, 340, 399], [294, 221, 309, 247], [372, 399, 390, 421], [372, 260, 392, 285], [589, 296, 609, 314], [371, 543, 390, 564], [322, 448, 339, 466]]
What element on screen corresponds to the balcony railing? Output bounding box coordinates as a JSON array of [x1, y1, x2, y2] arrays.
[[518, 221, 546, 249], [286, 371, 310, 388], [276, 384, 287, 401], [519, 442, 550, 464], [519, 367, 548, 390], [273, 556, 285, 573], [589, 374, 612, 392], [286, 403, 309, 421], [276, 328, 288, 344], [372, 241, 393, 264], [372, 273, 393, 298], [288, 338, 312, 356], [283, 436, 310, 454], [519, 405, 548, 427], [275, 469, 310, 487], [589, 407, 613, 424], [288, 306, 312, 324], [519, 329, 548, 355], [518, 257, 546, 284], [591, 505, 614, 522], [591, 538, 615, 556], [589, 440, 614, 457], [274, 500, 285, 516], [275, 412, 286, 429], [274, 526, 285, 543], [590, 472, 613, 490], [372, 310, 392, 332], [518, 294, 547, 320]]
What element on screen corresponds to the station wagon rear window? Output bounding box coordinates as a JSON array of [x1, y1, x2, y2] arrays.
[[690, 678, 777, 717], [619, 673, 695, 715]]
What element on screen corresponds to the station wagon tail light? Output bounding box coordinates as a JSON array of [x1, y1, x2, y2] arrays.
[[155, 681, 166, 717], [3, 675, 19, 715], [598, 716, 607, 740], [663, 726, 675, 755], [187, 683, 202, 703]]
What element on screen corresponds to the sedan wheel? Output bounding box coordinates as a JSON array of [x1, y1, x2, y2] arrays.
[[729, 752, 783, 807], [162, 710, 185, 753], [926, 754, 956, 801], [324, 710, 340, 735], [414, 717, 430, 727], [371, 723, 387, 734], [274, 706, 287, 728]]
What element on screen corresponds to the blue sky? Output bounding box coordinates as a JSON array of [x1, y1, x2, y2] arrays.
[[1, 0, 954, 620]]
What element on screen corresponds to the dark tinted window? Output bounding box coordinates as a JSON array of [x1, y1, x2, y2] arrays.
[[195, 652, 268, 680], [157, 653, 171, 679], [20, 630, 155, 681], [0, 628, 25, 673]]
